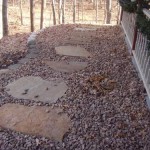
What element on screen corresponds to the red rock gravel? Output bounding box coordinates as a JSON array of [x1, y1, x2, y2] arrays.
[[0, 24, 150, 150], [0, 33, 29, 68]]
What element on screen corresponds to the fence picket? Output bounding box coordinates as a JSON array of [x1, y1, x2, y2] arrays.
[[121, 9, 150, 101]]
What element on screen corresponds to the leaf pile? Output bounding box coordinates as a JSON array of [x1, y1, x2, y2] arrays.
[[82, 74, 116, 96]]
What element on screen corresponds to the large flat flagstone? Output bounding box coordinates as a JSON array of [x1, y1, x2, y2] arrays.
[[5, 76, 68, 103], [45, 60, 88, 72], [0, 104, 70, 141], [74, 27, 97, 31], [55, 46, 91, 58]]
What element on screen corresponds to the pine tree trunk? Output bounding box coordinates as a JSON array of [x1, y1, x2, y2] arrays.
[[106, 0, 111, 24], [30, 0, 34, 32], [73, 0, 76, 23], [52, 0, 56, 25], [96, 0, 98, 23], [58, 0, 62, 24], [78, 2, 79, 21], [44, 0, 46, 9], [40, 0, 44, 29], [0, 0, 3, 38], [62, 0, 65, 24], [20, 0, 23, 25], [93, 0, 96, 9], [13, 0, 15, 6], [81, 0, 83, 21], [2, 0, 8, 36]]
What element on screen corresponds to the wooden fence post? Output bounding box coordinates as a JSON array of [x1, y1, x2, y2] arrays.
[[132, 26, 138, 50], [120, 8, 123, 23]]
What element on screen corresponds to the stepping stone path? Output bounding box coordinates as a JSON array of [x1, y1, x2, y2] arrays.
[[5, 76, 68, 103], [0, 103, 71, 142], [45, 60, 88, 72], [55, 46, 91, 58], [64, 28, 97, 45], [0, 27, 94, 141], [74, 27, 97, 31]]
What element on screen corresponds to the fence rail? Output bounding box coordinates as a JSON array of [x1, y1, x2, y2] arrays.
[[121, 9, 150, 103]]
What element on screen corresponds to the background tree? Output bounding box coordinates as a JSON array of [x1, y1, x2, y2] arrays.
[[0, 0, 3, 38], [81, 0, 83, 21], [20, 0, 23, 25], [73, 0, 76, 23], [96, 0, 98, 23], [58, 0, 62, 24], [2, 0, 8, 36], [106, 0, 112, 24], [44, 0, 46, 8], [30, 0, 34, 32], [62, 0, 65, 24], [52, 0, 56, 25], [40, 0, 44, 29]]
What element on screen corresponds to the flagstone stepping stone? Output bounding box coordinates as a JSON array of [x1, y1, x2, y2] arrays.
[[0, 69, 10, 75], [65, 39, 92, 45], [45, 60, 88, 72], [55, 46, 91, 58], [69, 37, 92, 42], [0, 103, 71, 142], [74, 27, 97, 31], [71, 32, 96, 38], [5, 76, 68, 103]]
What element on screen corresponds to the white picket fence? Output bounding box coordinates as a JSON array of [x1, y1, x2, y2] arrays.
[[121, 11, 136, 48], [121, 9, 150, 104], [133, 33, 150, 99]]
